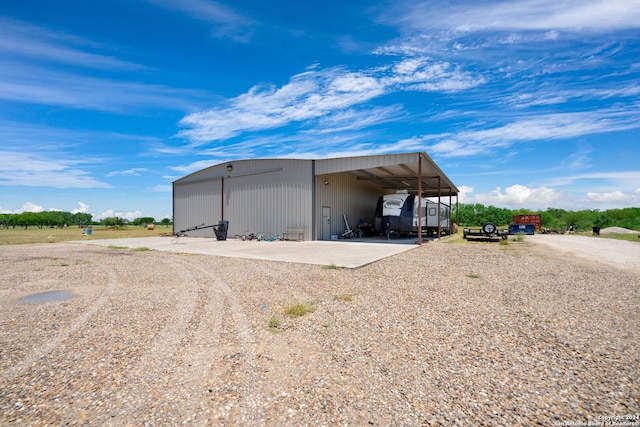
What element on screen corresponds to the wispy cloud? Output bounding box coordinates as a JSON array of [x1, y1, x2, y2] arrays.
[[0, 17, 143, 70], [0, 18, 209, 112], [0, 150, 111, 189], [543, 171, 640, 189], [0, 61, 208, 112], [178, 59, 484, 144], [145, 0, 256, 42], [409, 106, 640, 158], [383, 0, 640, 33], [106, 168, 150, 177]]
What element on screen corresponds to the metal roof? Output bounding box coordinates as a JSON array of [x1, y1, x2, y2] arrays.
[[315, 152, 458, 198], [174, 152, 458, 198]]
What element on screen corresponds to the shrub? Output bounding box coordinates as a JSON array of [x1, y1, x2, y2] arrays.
[[283, 302, 317, 318]]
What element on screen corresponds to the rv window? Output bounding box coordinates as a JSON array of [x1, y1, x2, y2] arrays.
[[429, 207, 436, 216], [383, 199, 403, 208]]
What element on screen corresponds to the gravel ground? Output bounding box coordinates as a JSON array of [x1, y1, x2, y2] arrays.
[[1, 236, 638, 426]]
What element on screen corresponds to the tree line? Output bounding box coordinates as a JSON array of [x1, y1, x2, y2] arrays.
[[0, 211, 172, 229], [453, 204, 640, 231], [2, 205, 639, 232]]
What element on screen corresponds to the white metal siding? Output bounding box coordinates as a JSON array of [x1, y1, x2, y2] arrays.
[[224, 163, 312, 238], [174, 159, 313, 239], [314, 172, 380, 239], [173, 179, 221, 237]]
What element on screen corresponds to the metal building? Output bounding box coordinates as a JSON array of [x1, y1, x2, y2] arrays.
[[172, 152, 459, 242]]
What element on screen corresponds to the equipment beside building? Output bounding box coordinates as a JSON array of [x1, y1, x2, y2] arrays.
[[513, 214, 541, 231], [509, 223, 536, 235]]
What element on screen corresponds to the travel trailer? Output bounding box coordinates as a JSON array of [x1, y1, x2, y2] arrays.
[[374, 191, 451, 238]]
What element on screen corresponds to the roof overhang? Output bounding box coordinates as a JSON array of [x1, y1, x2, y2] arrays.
[[315, 152, 458, 198]]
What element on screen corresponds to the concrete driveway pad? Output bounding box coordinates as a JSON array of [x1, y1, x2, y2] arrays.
[[72, 236, 418, 268]]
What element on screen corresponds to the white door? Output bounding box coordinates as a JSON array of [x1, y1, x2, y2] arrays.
[[322, 206, 331, 240]]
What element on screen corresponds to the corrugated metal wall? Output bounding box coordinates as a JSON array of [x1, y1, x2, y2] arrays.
[[173, 159, 313, 239], [314, 172, 380, 239], [173, 178, 222, 237]]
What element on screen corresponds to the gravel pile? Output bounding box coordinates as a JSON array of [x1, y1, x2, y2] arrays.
[[1, 239, 638, 426], [600, 227, 640, 235]]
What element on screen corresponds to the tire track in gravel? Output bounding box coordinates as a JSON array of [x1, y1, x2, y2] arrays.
[[108, 258, 204, 423], [108, 255, 263, 425], [184, 257, 265, 425], [2, 267, 118, 384], [154, 258, 228, 423]]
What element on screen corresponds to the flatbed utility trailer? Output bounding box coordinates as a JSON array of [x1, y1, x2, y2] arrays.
[[463, 222, 509, 241]]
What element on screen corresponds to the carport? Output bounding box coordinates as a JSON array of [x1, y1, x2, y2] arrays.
[[314, 152, 458, 244]]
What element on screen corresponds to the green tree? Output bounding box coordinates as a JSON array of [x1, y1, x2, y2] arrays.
[[71, 212, 93, 227], [0, 213, 11, 228], [133, 216, 155, 226], [102, 216, 125, 227]]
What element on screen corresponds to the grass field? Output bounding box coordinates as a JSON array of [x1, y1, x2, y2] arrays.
[[592, 233, 640, 242], [1, 225, 637, 245], [0, 225, 173, 245]]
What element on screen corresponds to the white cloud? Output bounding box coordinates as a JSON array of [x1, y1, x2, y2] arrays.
[[94, 209, 143, 222], [19, 202, 45, 213], [146, 0, 256, 42], [587, 190, 637, 204], [384, 0, 640, 33], [383, 58, 486, 92], [0, 202, 45, 214], [178, 60, 484, 145], [0, 63, 207, 113], [106, 168, 149, 177], [0, 151, 110, 189], [420, 107, 640, 158], [72, 202, 90, 214], [543, 171, 640, 192], [459, 184, 563, 209], [0, 17, 144, 71]]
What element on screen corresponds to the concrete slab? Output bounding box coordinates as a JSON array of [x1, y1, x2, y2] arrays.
[[71, 236, 421, 268]]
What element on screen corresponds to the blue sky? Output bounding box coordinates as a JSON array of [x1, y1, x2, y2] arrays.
[[1, 0, 639, 221]]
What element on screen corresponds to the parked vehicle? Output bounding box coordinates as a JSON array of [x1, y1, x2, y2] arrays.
[[374, 191, 451, 238]]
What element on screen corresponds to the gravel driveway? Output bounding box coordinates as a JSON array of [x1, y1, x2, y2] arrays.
[[1, 236, 638, 426], [527, 233, 640, 271]]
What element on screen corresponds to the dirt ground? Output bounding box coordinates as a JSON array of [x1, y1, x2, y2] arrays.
[[1, 235, 638, 425]]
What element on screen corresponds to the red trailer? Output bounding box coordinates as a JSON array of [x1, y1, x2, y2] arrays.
[[513, 214, 541, 231]]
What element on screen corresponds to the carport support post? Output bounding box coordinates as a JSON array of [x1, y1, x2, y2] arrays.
[[417, 154, 423, 245], [437, 176, 441, 238]]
